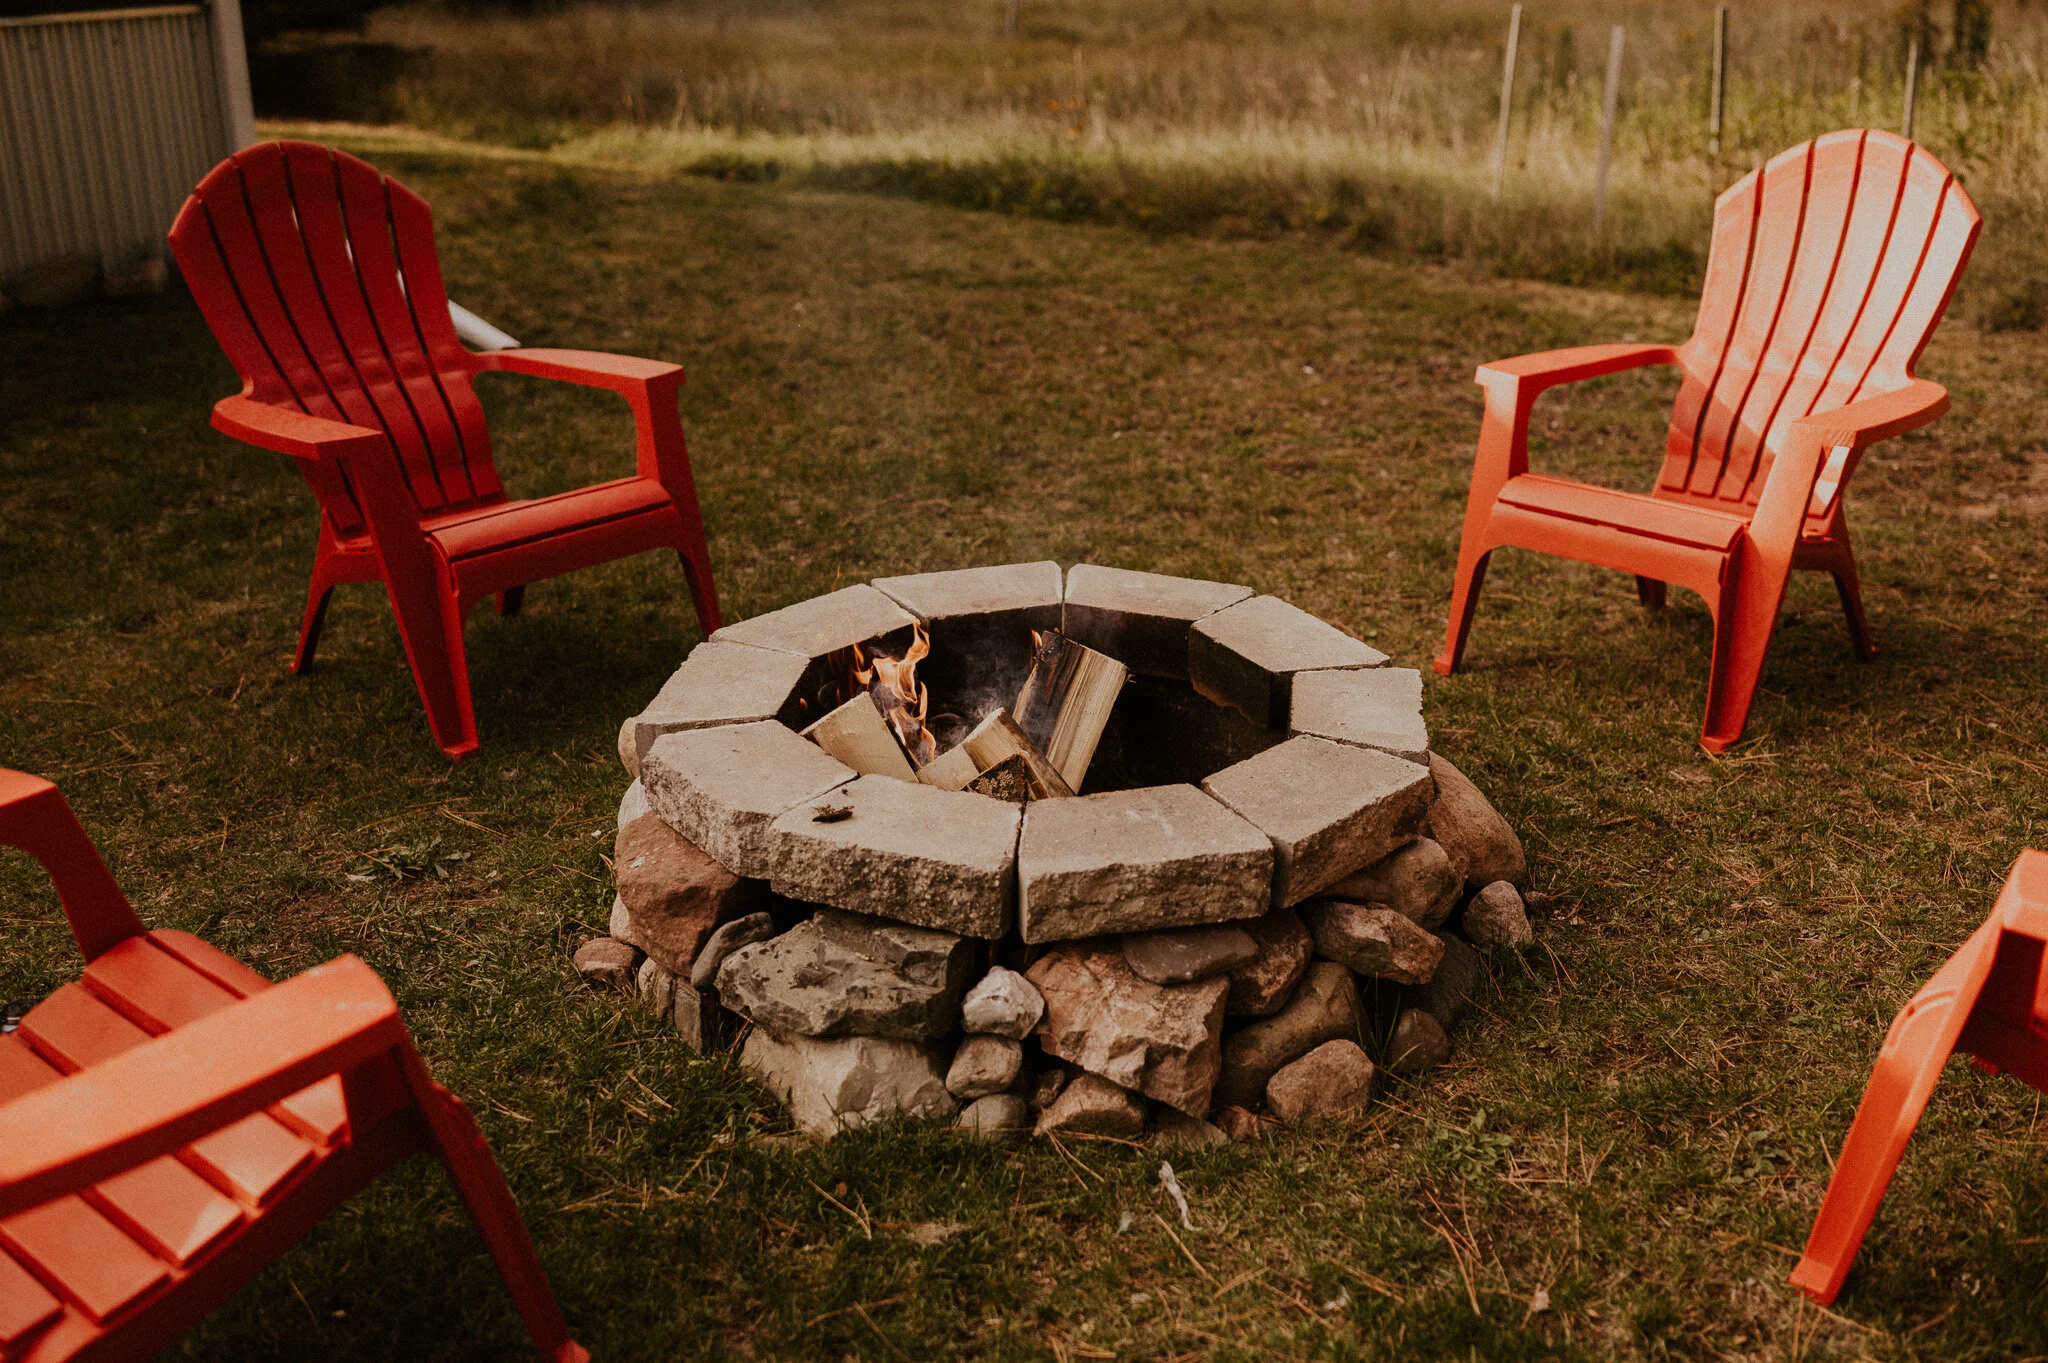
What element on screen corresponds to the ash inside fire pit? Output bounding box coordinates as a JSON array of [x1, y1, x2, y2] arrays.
[[582, 563, 1534, 1142]]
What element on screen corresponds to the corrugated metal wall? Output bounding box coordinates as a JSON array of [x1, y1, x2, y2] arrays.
[[0, 5, 235, 277]]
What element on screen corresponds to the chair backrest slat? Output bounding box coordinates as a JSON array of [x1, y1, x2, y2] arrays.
[[169, 142, 501, 529], [1655, 130, 1979, 513]]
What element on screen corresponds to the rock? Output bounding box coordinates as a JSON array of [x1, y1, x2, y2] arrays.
[[690, 911, 778, 991], [1302, 901, 1444, 985], [573, 937, 639, 992], [1288, 666, 1430, 765], [637, 955, 677, 1019], [671, 976, 727, 1052], [1061, 564, 1253, 679], [613, 813, 762, 975], [631, 640, 813, 766], [1266, 1040, 1375, 1121], [1016, 785, 1272, 943], [1214, 961, 1360, 1109], [1033, 1073, 1147, 1138], [1122, 924, 1259, 985], [1424, 754, 1526, 889], [715, 910, 973, 1041], [767, 776, 1022, 939], [1152, 1104, 1231, 1151], [1202, 737, 1435, 907], [618, 715, 640, 777], [711, 583, 919, 658], [741, 1030, 955, 1137], [643, 721, 855, 879], [874, 561, 1064, 702], [1026, 946, 1229, 1116], [946, 1035, 1023, 1098], [1213, 1106, 1265, 1143], [1226, 906, 1313, 1017], [957, 1094, 1031, 1137], [961, 967, 1045, 1039], [1187, 594, 1389, 728], [1464, 881, 1535, 949], [617, 779, 648, 831], [1322, 838, 1459, 929], [1405, 935, 1483, 1033], [1385, 1008, 1451, 1073], [1029, 1067, 1069, 1113]]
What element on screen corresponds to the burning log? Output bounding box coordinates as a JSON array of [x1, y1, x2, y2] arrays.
[[853, 622, 937, 766], [1013, 631, 1129, 792], [801, 692, 917, 781], [918, 710, 1073, 801]]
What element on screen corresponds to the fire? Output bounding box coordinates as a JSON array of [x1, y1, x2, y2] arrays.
[[853, 621, 937, 766]]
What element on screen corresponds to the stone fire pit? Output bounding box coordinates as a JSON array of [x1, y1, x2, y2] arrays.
[[577, 563, 1532, 1143]]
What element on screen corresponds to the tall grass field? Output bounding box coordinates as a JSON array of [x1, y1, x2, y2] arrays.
[[262, 0, 2048, 320]]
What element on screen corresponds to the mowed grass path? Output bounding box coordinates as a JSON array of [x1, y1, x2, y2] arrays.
[[3, 130, 2045, 1360]]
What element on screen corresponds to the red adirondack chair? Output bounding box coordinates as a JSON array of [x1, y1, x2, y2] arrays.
[[0, 769, 587, 1361], [167, 140, 722, 760], [1436, 130, 1979, 752], [1790, 849, 2048, 1305]]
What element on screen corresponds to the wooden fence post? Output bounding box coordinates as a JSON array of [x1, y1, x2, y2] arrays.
[[1490, 4, 1523, 200], [1594, 25, 1625, 233], [1902, 34, 1921, 140], [1709, 4, 1728, 155]]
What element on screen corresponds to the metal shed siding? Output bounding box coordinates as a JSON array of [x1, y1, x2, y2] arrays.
[[1, 4, 250, 277]]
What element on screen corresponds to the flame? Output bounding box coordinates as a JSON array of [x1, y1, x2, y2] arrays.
[[853, 621, 937, 766]]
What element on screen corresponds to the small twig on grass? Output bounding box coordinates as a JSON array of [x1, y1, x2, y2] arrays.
[[1212, 1266, 1263, 1298], [1150, 1212, 1218, 1286], [802, 1295, 905, 1329], [854, 1303, 912, 1361], [806, 1178, 873, 1239], [1329, 1258, 1405, 1301], [1426, 1221, 1481, 1316], [441, 805, 507, 838]]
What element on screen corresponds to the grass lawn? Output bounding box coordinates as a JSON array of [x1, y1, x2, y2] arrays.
[[3, 126, 2046, 1360]]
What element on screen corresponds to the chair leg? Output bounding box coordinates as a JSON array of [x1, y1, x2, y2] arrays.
[[404, 1066, 588, 1362], [1789, 990, 1980, 1305], [380, 572, 480, 761], [494, 587, 525, 619], [1829, 557, 1877, 661], [675, 542, 722, 638], [1434, 547, 1492, 677], [293, 586, 337, 675], [1635, 576, 1667, 609]]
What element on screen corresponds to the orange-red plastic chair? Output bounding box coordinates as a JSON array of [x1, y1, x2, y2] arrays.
[[1790, 849, 2048, 1305], [168, 140, 721, 760], [0, 769, 588, 1361], [1436, 130, 1980, 752]]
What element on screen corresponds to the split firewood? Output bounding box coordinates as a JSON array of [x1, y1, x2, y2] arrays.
[[1012, 631, 1128, 792], [918, 710, 1073, 800], [801, 691, 917, 781], [966, 753, 1035, 802]]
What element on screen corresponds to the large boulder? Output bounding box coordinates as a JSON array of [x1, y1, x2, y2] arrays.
[[741, 1030, 954, 1137], [1026, 946, 1229, 1116], [716, 909, 972, 1042], [1225, 906, 1313, 1017], [1214, 961, 1360, 1109], [613, 813, 762, 975], [1424, 754, 1526, 889]]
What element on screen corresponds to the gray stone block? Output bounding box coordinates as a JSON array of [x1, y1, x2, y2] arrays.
[[633, 641, 813, 764], [1061, 564, 1252, 679], [1202, 736, 1435, 907], [874, 560, 1064, 626], [1288, 666, 1430, 765], [874, 562, 1065, 706], [642, 721, 855, 879], [1016, 785, 1273, 944], [716, 910, 972, 1041], [764, 776, 1023, 939], [711, 583, 918, 658], [1188, 595, 1388, 728]]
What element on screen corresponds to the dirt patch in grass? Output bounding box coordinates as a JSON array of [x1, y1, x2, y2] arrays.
[[2, 138, 2045, 1359]]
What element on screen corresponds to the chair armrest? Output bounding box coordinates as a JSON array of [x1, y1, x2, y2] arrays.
[[0, 771, 146, 962], [474, 347, 683, 396], [1788, 379, 1949, 450], [1475, 342, 1679, 397], [212, 395, 389, 464], [473, 348, 692, 489], [0, 956, 405, 1215]]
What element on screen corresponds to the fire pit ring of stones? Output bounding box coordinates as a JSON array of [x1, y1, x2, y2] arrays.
[[631, 562, 1437, 943], [596, 562, 1534, 1140]]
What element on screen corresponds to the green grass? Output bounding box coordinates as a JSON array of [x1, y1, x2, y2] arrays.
[[4, 129, 2048, 1359]]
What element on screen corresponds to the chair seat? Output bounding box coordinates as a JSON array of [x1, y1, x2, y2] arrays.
[[421, 477, 676, 563], [1496, 474, 1752, 552], [0, 933, 344, 1359]]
